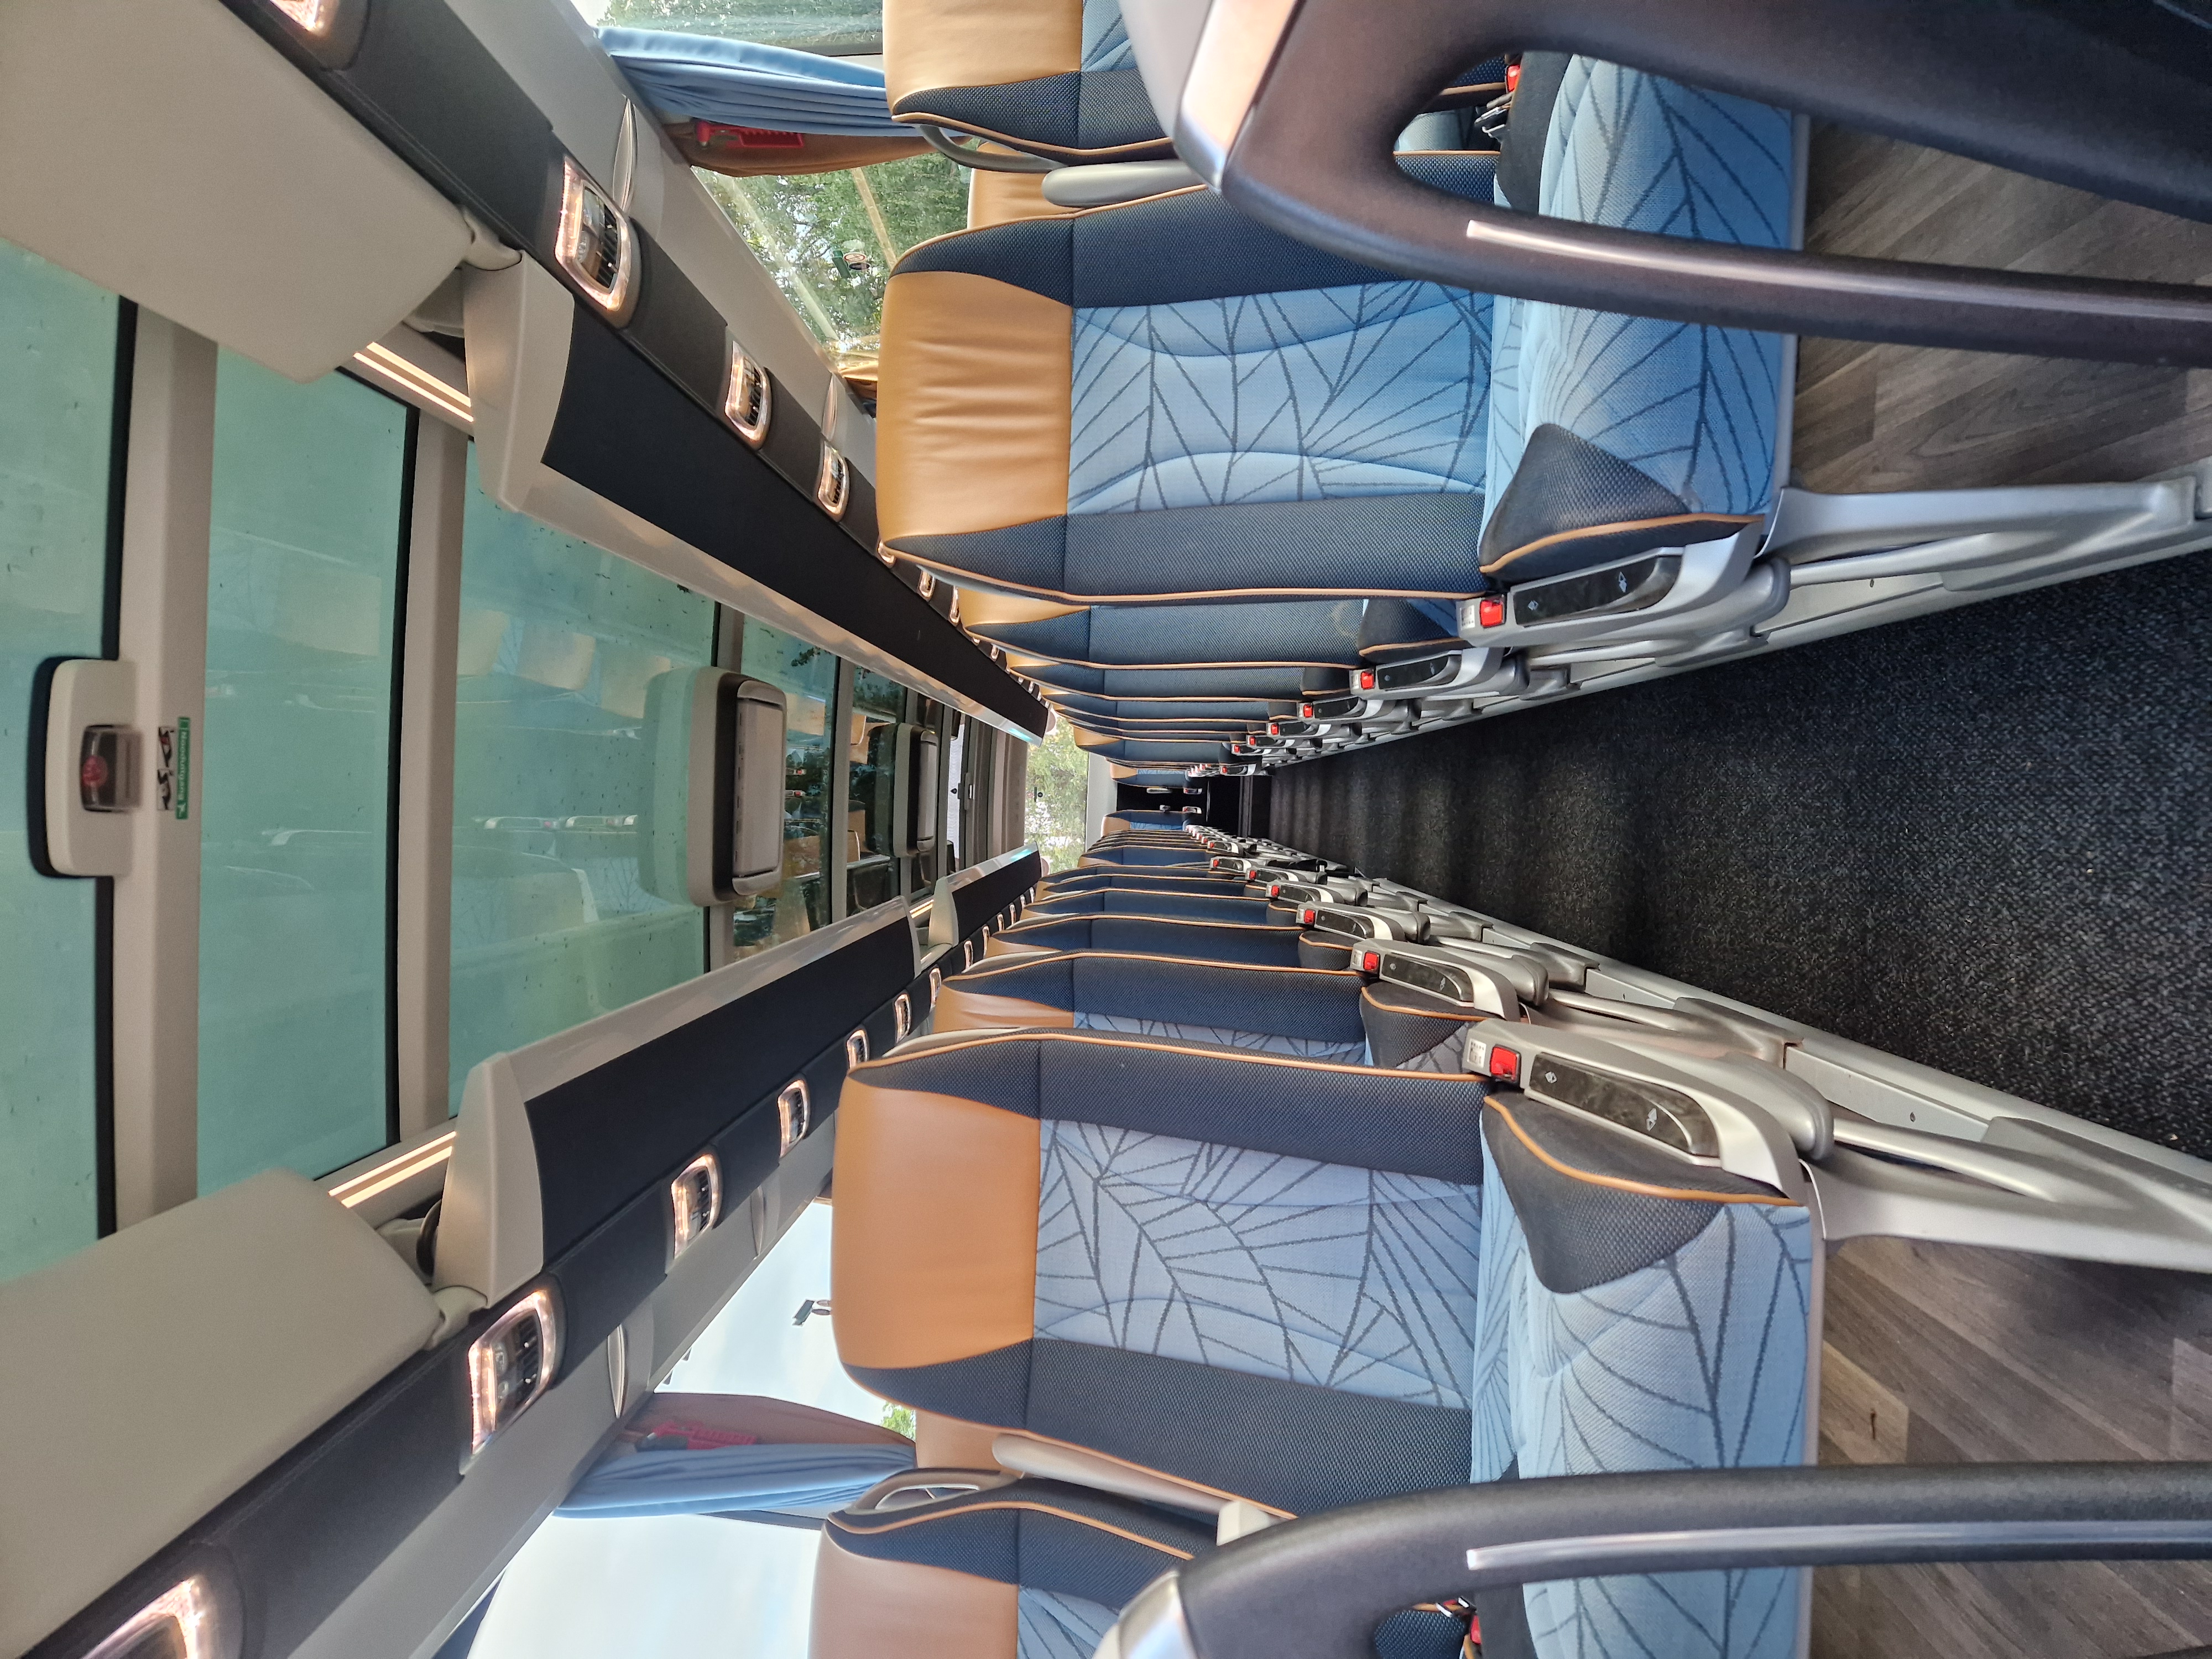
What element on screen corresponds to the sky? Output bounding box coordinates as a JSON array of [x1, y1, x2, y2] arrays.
[[469, 1203, 884, 1658]]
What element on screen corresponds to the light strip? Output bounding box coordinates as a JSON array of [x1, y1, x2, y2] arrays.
[[85, 1575, 225, 1659], [331, 1130, 457, 1209], [351, 341, 472, 425], [268, 0, 338, 34]]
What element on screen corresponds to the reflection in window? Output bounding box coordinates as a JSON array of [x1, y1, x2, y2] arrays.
[[1026, 721, 1090, 873], [735, 621, 835, 956], [597, 0, 883, 56], [198, 354, 407, 1191], [0, 239, 116, 1276], [844, 667, 904, 914], [448, 453, 716, 1108], [697, 153, 969, 353]]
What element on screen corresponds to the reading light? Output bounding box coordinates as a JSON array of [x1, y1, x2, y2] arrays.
[[466, 1286, 559, 1461], [84, 1574, 230, 1659], [816, 444, 852, 520], [778, 1079, 811, 1156], [723, 340, 771, 446], [554, 157, 637, 322], [893, 992, 914, 1039], [845, 1029, 870, 1069], [668, 1151, 721, 1262]]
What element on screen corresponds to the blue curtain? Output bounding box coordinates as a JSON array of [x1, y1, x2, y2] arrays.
[[556, 1439, 916, 1520], [599, 29, 910, 136]]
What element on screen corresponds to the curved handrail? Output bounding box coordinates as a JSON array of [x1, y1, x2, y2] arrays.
[[1177, 0, 2212, 364]]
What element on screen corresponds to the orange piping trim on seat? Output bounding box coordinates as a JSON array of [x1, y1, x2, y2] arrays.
[[1357, 638, 1470, 655], [828, 1501, 1199, 1556], [956, 950, 1359, 982], [896, 543, 1480, 607], [1479, 514, 1763, 577], [886, 109, 1177, 165], [857, 1026, 1493, 1082], [1486, 1097, 1796, 1208], [1359, 987, 1491, 1022]]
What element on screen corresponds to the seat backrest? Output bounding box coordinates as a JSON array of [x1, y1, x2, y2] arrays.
[[935, 950, 1367, 1058], [832, 1030, 1489, 1516], [1036, 869, 1250, 898], [1101, 808, 1197, 832], [1480, 58, 1794, 589], [877, 176, 1498, 611], [990, 913, 1305, 965], [1073, 845, 1215, 869], [1026, 889, 1290, 925], [1473, 1088, 1815, 1659]]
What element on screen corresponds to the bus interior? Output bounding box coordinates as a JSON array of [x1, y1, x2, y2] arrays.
[[2, 2, 2210, 1657]]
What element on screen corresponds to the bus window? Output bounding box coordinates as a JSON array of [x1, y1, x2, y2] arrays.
[[733, 621, 834, 955], [843, 667, 903, 914], [196, 353, 408, 1192], [0, 239, 119, 1279], [447, 452, 716, 1109]]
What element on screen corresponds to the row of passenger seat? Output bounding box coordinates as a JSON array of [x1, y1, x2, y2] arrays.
[[809, 817, 1833, 1659], [875, 9, 1801, 769]]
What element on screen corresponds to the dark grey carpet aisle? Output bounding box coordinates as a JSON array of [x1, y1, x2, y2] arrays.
[[1269, 555, 2212, 1156]]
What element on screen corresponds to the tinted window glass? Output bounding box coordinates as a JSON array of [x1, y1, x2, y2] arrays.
[[597, 0, 883, 55], [0, 239, 117, 1276], [449, 453, 716, 1106], [697, 154, 968, 354], [734, 621, 834, 955], [198, 354, 407, 1191], [1027, 722, 1087, 872], [844, 666, 902, 913]]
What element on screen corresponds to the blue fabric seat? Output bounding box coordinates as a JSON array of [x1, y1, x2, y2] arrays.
[[935, 949, 1369, 1059], [877, 164, 1501, 611], [1100, 807, 1203, 831], [978, 598, 1370, 671], [834, 1029, 1818, 1659], [1475, 59, 1796, 594], [988, 912, 1305, 966], [1021, 888, 1297, 927], [1035, 869, 1250, 899], [1070, 735, 1238, 766]]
